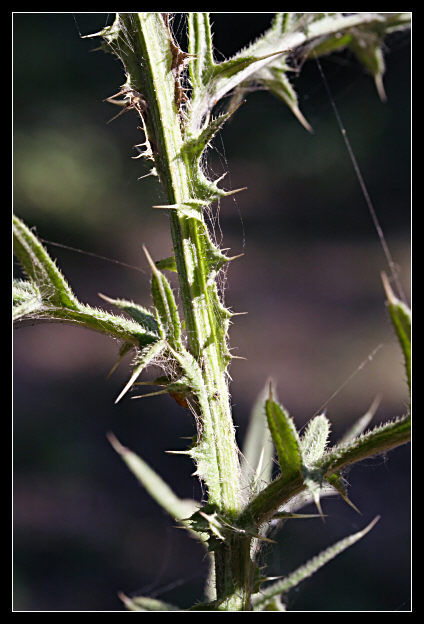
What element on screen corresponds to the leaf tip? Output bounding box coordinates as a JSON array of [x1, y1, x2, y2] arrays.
[[381, 271, 396, 304], [375, 74, 387, 103], [142, 244, 157, 273], [107, 431, 127, 455]]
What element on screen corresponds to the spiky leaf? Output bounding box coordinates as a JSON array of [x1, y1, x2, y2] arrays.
[[265, 385, 302, 481], [13, 279, 43, 319], [381, 272, 411, 396], [155, 256, 178, 272], [119, 592, 180, 612], [251, 516, 380, 609], [107, 433, 198, 522], [115, 340, 166, 403], [13, 214, 78, 310], [318, 415, 411, 476], [325, 472, 361, 514], [188, 12, 215, 89], [301, 414, 330, 467], [337, 395, 381, 446], [98, 293, 159, 334], [143, 246, 182, 350], [241, 382, 275, 493]]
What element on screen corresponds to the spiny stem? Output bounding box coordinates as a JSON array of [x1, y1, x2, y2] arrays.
[[105, 13, 242, 520]]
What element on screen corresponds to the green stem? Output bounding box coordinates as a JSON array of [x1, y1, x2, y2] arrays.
[[241, 414, 410, 528], [103, 14, 244, 598], [22, 305, 157, 347], [128, 11, 241, 513]]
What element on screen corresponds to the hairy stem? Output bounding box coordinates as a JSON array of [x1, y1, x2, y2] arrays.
[[101, 13, 245, 601]]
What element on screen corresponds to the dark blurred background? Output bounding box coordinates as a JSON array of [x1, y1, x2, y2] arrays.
[[13, 13, 411, 611]]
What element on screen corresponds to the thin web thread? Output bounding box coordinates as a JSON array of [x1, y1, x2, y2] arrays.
[[314, 54, 407, 304], [312, 343, 384, 417], [40, 238, 145, 274]]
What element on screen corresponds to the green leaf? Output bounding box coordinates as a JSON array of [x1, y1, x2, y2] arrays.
[[325, 472, 361, 514], [381, 272, 411, 396], [153, 200, 205, 222], [348, 28, 387, 101], [13, 214, 79, 310], [272, 511, 324, 520], [98, 293, 159, 334], [188, 13, 215, 90], [13, 279, 43, 319], [166, 344, 212, 426], [265, 384, 302, 481], [251, 516, 380, 609], [224, 13, 410, 131], [183, 110, 235, 161], [107, 433, 198, 523], [337, 395, 381, 447], [300, 413, 331, 517], [186, 505, 227, 548], [119, 592, 180, 611], [282, 482, 338, 515], [300, 413, 331, 467], [166, 344, 227, 506], [115, 340, 166, 404], [105, 342, 134, 379], [143, 245, 182, 350], [259, 596, 286, 611], [241, 382, 275, 493], [318, 414, 411, 476], [256, 66, 312, 132], [155, 256, 178, 272], [13, 216, 158, 347]]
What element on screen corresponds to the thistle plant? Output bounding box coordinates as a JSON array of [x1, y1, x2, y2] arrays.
[[13, 12, 411, 611]]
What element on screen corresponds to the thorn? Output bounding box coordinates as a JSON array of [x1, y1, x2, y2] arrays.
[[81, 30, 107, 40], [222, 186, 248, 197], [98, 292, 115, 304], [137, 169, 157, 181], [250, 534, 277, 544], [344, 497, 362, 515], [273, 512, 328, 520], [256, 47, 293, 62], [133, 380, 167, 387], [152, 202, 204, 212], [106, 107, 129, 124], [231, 355, 247, 360], [115, 367, 144, 404], [105, 358, 123, 380], [268, 380, 273, 401], [165, 449, 192, 455], [131, 389, 168, 399], [115, 382, 133, 404], [132, 151, 151, 160], [226, 253, 244, 261], [226, 98, 246, 117], [103, 89, 127, 103], [231, 311, 248, 316], [215, 171, 228, 184]]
